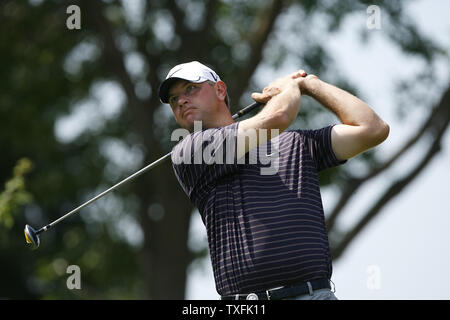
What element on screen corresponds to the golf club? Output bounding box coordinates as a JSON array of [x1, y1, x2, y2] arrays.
[[24, 101, 263, 250]]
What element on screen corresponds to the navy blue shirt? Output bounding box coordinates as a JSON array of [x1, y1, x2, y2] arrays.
[[171, 122, 346, 295]]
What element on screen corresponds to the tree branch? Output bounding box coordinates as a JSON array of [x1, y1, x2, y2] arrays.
[[326, 86, 450, 231], [330, 84, 450, 260], [229, 0, 287, 109], [84, 0, 157, 149]]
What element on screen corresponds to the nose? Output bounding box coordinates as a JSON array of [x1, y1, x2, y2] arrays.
[[176, 93, 189, 108]]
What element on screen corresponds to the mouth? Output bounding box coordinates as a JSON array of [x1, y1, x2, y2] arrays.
[[182, 107, 195, 119]]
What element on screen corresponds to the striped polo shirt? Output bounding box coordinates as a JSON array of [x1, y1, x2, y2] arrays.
[[171, 122, 346, 295]]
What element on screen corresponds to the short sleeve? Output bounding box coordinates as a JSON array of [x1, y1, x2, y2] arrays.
[[297, 125, 347, 172], [171, 122, 240, 208]]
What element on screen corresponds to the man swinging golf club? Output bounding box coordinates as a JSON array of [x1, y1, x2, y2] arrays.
[[159, 61, 389, 300]]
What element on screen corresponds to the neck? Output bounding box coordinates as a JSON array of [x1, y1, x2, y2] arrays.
[[188, 115, 234, 132], [214, 112, 234, 128], [213, 102, 234, 128], [189, 104, 234, 132]]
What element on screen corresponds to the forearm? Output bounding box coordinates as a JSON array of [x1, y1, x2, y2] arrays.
[[248, 71, 389, 161], [256, 83, 301, 131], [237, 84, 300, 157], [303, 77, 386, 128]]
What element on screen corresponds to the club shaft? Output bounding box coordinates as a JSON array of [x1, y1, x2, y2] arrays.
[[232, 102, 261, 120], [37, 101, 262, 234], [37, 152, 172, 234]]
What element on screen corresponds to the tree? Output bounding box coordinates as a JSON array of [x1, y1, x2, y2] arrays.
[[0, 158, 33, 230], [0, 0, 447, 299]]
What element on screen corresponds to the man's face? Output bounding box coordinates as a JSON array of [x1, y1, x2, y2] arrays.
[[168, 80, 221, 131]]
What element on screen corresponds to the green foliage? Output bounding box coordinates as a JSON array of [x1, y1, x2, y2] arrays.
[[0, 158, 33, 229], [0, 0, 442, 299]]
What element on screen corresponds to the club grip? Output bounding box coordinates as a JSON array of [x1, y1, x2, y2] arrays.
[[232, 72, 307, 120], [232, 102, 262, 120]]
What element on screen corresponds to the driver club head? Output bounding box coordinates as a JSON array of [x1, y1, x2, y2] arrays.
[[24, 224, 40, 250]]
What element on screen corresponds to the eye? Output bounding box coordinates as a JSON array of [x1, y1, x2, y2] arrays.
[[168, 95, 178, 106], [185, 85, 197, 95]]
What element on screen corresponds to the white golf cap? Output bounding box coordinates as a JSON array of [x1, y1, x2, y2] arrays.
[[158, 61, 221, 103]]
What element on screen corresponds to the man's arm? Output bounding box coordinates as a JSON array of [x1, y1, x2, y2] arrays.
[[301, 76, 390, 161], [236, 72, 303, 158]]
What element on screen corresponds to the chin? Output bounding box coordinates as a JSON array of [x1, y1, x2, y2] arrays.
[[180, 119, 195, 132], [183, 116, 206, 132]]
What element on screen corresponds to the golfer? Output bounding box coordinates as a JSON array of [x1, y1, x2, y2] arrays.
[[158, 61, 389, 300]]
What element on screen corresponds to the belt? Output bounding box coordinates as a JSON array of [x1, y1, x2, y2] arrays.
[[221, 278, 331, 300]]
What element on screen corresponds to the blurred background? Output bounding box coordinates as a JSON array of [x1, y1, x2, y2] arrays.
[[1, 0, 449, 299]]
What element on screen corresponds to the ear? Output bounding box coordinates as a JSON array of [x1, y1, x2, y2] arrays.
[[215, 81, 227, 102]]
